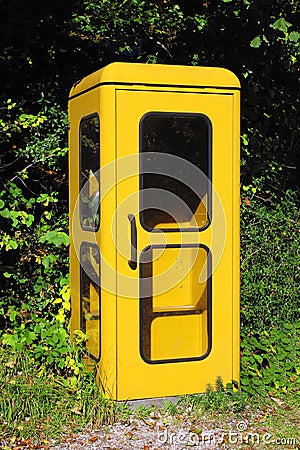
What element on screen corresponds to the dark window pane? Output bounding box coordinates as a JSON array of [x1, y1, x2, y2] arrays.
[[140, 113, 211, 230], [80, 243, 100, 361], [80, 115, 100, 230]]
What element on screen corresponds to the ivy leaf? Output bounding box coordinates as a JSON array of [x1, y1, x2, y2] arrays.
[[0, 208, 10, 218], [3, 272, 13, 278], [60, 232, 70, 246], [25, 331, 37, 345], [61, 287, 70, 302], [2, 333, 18, 347], [271, 18, 292, 33], [47, 355, 54, 364], [25, 214, 34, 227], [289, 31, 300, 42], [262, 34, 269, 44], [250, 36, 261, 48], [62, 301, 70, 311], [40, 230, 69, 247], [7, 239, 18, 250], [241, 134, 249, 146], [42, 253, 57, 268]]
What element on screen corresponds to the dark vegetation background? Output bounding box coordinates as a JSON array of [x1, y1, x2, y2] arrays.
[[0, 0, 299, 410]]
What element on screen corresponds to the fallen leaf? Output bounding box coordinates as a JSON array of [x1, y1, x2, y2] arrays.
[[271, 397, 284, 407], [5, 359, 16, 368], [124, 431, 133, 438], [257, 427, 269, 434], [71, 405, 82, 415], [18, 439, 32, 446]]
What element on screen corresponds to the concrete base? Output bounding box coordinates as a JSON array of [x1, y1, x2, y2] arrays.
[[127, 395, 179, 409]]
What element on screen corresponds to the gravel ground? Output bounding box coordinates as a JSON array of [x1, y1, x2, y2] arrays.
[[48, 418, 228, 449], [3, 402, 298, 449], [46, 409, 255, 450]]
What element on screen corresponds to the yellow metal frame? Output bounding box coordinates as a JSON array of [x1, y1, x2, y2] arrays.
[[69, 62, 240, 401]]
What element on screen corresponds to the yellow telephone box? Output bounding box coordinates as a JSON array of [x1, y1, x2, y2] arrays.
[[69, 62, 240, 401]]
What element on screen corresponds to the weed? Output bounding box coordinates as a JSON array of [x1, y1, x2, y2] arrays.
[[179, 378, 248, 415], [163, 400, 179, 415], [133, 404, 156, 419], [0, 349, 130, 444]]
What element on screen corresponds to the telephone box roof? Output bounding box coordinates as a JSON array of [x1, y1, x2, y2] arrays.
[[69, 62, 240, 99]]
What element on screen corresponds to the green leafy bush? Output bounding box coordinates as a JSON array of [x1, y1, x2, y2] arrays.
[[240, 190, 300, 396], [241, 321, 300, 396], [240, 190, 299, 330], [0, 190, 72, 371], [0, 97, 70, 373]]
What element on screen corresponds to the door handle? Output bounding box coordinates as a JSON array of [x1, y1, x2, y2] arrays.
[[128, 214, 137, 270]]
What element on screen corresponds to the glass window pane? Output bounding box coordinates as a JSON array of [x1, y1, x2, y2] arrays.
[[80, 243, 100, 361], [140, 113, 211, 230], [80, 114, 100, 230]]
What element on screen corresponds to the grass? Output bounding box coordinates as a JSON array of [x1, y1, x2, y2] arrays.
[[0, 349, 299, 448], [261, 395, 300, 447], [0, 349, 131, 447], [161, 390, 300, 449]]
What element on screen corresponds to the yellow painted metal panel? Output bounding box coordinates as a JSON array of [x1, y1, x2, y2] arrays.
[[70, 62, 240, 98], [115, 87, 238, 400], [69, 85, 119, 398], [151, 315, 202, 360], [69, 89, 100, 341], [232, 91, 241, 385], [152, 247, 207, 312]]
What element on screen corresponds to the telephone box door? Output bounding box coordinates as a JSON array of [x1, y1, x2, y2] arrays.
[[115, 88, 236, 400]]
